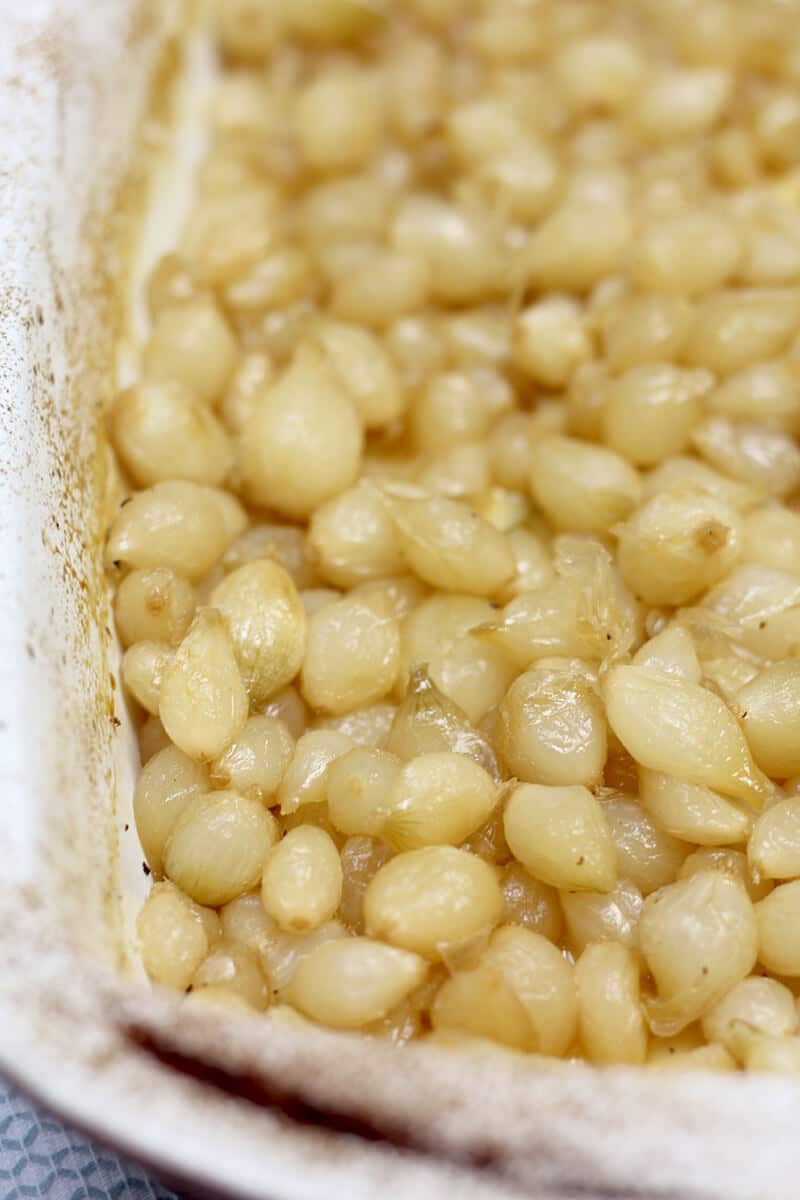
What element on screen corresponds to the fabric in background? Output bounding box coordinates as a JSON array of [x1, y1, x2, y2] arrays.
[[0, 1082, 180, 1200]]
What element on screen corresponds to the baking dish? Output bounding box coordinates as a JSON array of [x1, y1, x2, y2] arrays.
[[4, 3, 800, 1198]]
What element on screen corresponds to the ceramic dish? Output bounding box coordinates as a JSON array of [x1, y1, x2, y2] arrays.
[[2, 4, 800, 1198]]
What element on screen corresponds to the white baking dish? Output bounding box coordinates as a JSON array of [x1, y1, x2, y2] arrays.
[[3, 4, 800, 1198]]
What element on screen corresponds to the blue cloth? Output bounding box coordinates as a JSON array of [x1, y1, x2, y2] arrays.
[[0, 1081, 180, 1200]]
